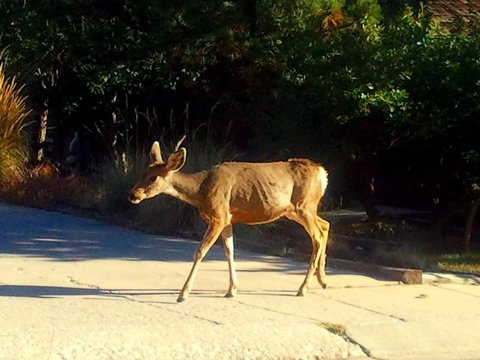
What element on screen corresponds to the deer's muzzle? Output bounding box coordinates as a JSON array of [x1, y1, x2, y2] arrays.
[[128, 191, 143, 204]]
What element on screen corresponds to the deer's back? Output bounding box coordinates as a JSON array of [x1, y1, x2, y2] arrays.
[[199, 160, 326, 225]]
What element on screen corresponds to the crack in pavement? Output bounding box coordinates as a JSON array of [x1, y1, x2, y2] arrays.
[[65, 276, 223, 325], [434, 284, 480, 298], [233, 299, 378, 359], [233, 299, 330, 323], [2, 263, 396, 359], [233, 292, 406, 323], [109, 292, 224, 325], [322, 295, 407, 322], [341, 332, 378, 360], [63, 275, 380, 358], [316, 294, 409, 360]]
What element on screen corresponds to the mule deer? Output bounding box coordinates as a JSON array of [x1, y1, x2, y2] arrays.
[[129, 136, 330, 302]]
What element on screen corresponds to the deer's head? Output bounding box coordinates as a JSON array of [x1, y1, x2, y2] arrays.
[[129, 136, 187, 204]]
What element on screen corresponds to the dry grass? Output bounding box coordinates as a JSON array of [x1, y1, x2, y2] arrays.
[[0, 63, 30, 184], [320, 322, 347, 337], [434, 252, 480, 275], [96, 128, 235, 234], [0, 163, 99, 211]]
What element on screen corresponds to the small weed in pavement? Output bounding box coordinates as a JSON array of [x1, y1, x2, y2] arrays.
[[320, 322, 347, 337]]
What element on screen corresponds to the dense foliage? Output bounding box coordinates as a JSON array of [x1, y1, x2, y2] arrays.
[[0, 0, 479, 223]]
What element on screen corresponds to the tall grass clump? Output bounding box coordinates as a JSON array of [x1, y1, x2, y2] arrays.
[[98, 123, 236, 235], [0, 63, 30, 185], [137, 125, 235, 234]]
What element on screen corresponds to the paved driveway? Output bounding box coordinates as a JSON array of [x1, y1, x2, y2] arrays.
[[1, 204, 479, 359]]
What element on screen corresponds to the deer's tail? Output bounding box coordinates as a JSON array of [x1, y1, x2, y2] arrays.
[[319, 166, 328, 198]]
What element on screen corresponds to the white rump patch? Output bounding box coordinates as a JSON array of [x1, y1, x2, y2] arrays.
[[318, 167, 328, 197]]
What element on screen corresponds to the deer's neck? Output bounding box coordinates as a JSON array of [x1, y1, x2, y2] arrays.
[[167, 171, 208, 208]]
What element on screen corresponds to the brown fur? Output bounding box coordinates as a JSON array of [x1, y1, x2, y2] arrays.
[[130, 140, 330, 301]]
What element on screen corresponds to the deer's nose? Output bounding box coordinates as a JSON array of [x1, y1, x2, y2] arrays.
[[128, 192, 138, 204]]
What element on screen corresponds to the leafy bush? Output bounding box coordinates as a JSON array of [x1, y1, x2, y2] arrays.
[[1, 2, 479, 255]]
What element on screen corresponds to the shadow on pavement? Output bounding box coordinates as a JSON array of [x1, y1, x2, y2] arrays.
[[0, 204, 222, 262], [0, 204, 310, 275], [0, 284, 302, 300], [0, 284, 183, 298], [1, 204, 398, 292], [0, 284, 106, 298]]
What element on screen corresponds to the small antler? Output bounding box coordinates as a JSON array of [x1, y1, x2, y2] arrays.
[[174, 134, 187, 152]]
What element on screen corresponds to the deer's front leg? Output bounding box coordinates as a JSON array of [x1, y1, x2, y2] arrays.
[[178, 222, 225, 302], [221, 224, 238, 298]]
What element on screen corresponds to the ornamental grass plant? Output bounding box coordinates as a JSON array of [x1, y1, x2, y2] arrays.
[[0, 63, 30, 185]]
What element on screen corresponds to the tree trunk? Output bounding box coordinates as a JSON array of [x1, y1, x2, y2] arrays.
[[36, 109, 48, 163], [464, 197, 480, 252], [362, 175, 379, 220], [242, 0, 258, 35]]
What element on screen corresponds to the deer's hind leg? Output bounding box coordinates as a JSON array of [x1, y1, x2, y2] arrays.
[[286, 209, 325, 296], [315, 216, 330, 289]]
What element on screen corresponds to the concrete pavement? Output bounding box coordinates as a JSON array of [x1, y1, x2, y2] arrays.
[[1, 204, 480, 359]]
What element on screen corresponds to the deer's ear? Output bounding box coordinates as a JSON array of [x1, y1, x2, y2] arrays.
[[165, 148, 186, 172], [150, 141, 163, 163]]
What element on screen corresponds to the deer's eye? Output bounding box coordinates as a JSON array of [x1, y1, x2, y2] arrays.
[[148, 176, 157, 183]]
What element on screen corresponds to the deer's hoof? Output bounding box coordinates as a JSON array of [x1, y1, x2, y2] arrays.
[[177, 296, 187, 303], [296, 290, 306, 297], [225, 287, 237, 298], [225, 290, 237, 298], [321, 283, 327, 289]]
